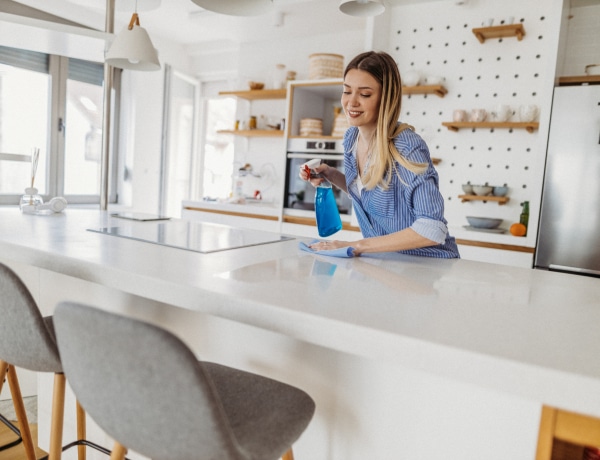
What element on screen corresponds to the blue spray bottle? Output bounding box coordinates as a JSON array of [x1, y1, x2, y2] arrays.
[[303, 159, 342, 237]]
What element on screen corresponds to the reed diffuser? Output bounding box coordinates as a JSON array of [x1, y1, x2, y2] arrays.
[[19, 147, 43, 211], [29, 147, 40, 204]]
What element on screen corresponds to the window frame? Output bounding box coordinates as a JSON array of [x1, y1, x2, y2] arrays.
[[0, 45, 120, 205]]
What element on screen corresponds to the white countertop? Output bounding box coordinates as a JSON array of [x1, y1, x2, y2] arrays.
[[1, 208, 600, 417]]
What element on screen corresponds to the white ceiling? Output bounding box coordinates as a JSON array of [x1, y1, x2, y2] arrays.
[[9, 0, 420, 49], [9, 0, 600, 51]]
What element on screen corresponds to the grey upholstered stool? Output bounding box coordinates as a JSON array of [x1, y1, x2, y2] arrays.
[[54, 301, 316, 460], [0, 262, 99, 460]]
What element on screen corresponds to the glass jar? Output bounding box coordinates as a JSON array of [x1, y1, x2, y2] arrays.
[[19, 187, 44, 211]]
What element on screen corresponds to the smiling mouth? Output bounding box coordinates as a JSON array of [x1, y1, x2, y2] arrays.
[[347, 111, 362, 117]]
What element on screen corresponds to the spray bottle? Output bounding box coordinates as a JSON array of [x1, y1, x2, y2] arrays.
[[303, 159, 342, 237]]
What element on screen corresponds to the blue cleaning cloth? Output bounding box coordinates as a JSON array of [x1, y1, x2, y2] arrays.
[[298, 240, 356, 258]]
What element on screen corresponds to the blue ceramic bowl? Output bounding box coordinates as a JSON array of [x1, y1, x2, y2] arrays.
[[493, 186, 508, 197], [466, 216, 503, 229]]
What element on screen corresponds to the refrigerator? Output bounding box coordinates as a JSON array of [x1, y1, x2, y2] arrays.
[[534, 85, 600, 277]]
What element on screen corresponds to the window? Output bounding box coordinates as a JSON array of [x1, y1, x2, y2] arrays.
[[198, 80, 236, 201], [0, 45, 119, 205]]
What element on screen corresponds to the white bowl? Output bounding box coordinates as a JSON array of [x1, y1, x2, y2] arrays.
[[472, 185, 493, 196], [585, 64, 600, 76]]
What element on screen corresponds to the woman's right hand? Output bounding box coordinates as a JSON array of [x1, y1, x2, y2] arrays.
[[299, 163, 329, 187]]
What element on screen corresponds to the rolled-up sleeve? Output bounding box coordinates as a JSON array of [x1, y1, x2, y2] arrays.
[[411, 218, 448, 244]]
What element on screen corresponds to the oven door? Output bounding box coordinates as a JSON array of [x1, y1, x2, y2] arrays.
[[284, 153, 352, 215]]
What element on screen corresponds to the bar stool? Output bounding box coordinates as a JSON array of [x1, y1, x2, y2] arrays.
[[0, 262, 107, 460], [53, 301, 316, 460]]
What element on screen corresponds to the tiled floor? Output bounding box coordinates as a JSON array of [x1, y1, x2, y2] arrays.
[[0, 396, 37, 423]]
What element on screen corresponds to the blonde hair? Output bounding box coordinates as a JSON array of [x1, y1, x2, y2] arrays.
[[344, 51, 428, 190]]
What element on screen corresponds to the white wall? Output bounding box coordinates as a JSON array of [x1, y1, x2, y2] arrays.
[[560, 3, 600, 75]]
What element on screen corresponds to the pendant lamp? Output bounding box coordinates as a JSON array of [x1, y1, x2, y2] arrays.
[[105, 12, 161, 71], [339, 0, 385, 17], [190, 0, 274, 16]]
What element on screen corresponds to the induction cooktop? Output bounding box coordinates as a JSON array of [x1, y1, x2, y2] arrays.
[[88, 220, 293, 254]]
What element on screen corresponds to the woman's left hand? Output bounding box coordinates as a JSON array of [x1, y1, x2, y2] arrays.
[[309, 240, 350, 252]]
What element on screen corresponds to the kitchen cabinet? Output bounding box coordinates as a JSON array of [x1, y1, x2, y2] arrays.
[[285, 79, 343, 139], [536, 406, 600, 460], [182, 200, 281, 233], [472, 23, 526, 43]]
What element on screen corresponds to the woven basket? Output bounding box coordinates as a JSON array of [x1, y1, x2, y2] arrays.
[[299, 118, 323, 136], [309, 53, 344, 80]]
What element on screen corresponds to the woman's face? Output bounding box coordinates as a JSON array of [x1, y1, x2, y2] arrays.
[[341, 68, 382, 131]]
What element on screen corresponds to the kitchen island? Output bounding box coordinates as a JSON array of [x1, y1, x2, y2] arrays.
[[1, 208, 600, 459]]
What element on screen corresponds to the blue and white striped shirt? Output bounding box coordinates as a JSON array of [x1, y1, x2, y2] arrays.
[[343, 126, 460, 259]]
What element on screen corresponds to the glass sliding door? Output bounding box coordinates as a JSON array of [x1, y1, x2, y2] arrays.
[[160, 65, 199, 217], [63, 58, 105, 198]]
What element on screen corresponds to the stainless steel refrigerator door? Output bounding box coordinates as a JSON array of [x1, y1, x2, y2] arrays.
[[535, 85, 600, 276]]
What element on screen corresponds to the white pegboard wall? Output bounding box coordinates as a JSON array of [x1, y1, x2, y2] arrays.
[[389, 0, 556, 234]]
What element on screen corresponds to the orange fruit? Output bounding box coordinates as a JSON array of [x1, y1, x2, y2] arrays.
[[510, 223, 527, 236]]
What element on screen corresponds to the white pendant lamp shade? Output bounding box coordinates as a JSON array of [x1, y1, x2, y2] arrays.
[[190, 0, 274, 16], [105, 13, 160, 71], [339, 0, 385, 17]]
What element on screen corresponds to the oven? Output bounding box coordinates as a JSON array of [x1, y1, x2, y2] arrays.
[[284, 138, 352, 215]]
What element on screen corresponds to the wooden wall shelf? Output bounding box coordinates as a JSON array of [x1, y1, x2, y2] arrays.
[[218, 89, 287, 100], [558, 75, 600, 86], [218, 129, 284, 137], [442, 121, 539, 133], [459, 195, 509, 205], [403, 85, 448, 97], [288, 135, 342, 140], [472, 23, 526, 43]]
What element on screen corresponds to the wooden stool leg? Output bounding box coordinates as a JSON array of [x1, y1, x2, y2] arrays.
[[49, 373, 66, 460], [0, 360, 8, 393], [76, 400, 86, 460], [109, 441, 127, 460], [6, 364, 37, 460], [281, 448, 295, 460]]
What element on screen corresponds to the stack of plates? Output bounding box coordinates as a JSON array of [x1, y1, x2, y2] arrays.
[[331, 111, 349, 137], [300, 118, 323, 136]]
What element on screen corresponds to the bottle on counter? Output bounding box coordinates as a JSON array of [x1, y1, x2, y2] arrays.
[[520, 201, 529, 236]]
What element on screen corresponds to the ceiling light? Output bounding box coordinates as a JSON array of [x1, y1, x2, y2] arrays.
[[190, 0, 274, 16], [339, 0, 385, 17], [105, 12, 160, 71]]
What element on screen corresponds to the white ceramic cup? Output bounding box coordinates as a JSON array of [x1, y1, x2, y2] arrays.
[[425, 76, 444, 85], [470, 109, 487, 122], [519, 105, 539, 122], [403, 70, 421, 87], [491, 104, 511, 122], [453, 109, 467, 122]]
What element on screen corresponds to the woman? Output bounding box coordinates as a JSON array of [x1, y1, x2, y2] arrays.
[[300, 51, 459, 258]]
